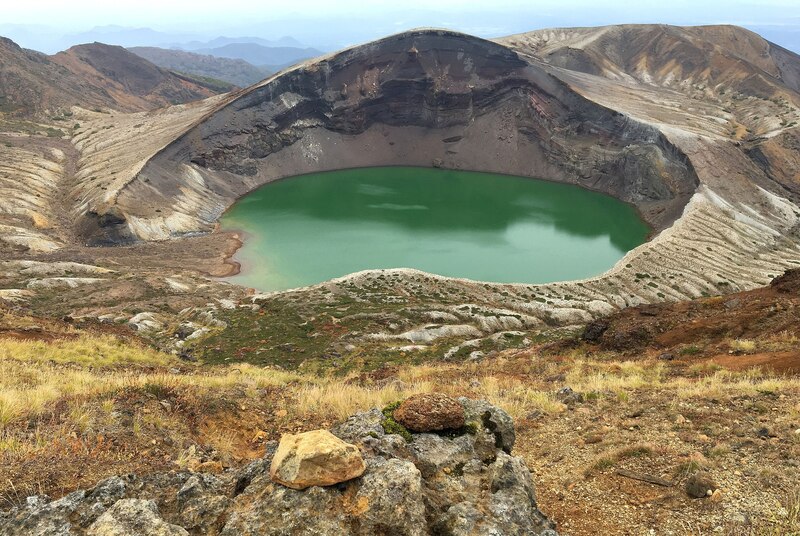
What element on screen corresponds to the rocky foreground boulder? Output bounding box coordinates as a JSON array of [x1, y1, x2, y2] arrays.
[[394, 393, 466, 432], [0, 397, 557, 535], [269, 429, 366, 490]]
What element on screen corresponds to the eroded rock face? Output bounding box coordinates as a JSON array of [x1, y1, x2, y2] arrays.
[[84, 29, 697, 244], [87, 499, 188, 536], [394, 393, 466, 432], [269, 429, 366, 489], [460, 396, 517, 453], [0, 400, 557, 535]]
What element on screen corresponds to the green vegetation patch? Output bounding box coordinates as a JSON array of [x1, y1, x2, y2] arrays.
[[381, 401, 412, 442]]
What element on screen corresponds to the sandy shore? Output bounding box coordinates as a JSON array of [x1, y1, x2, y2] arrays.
[[215, 229, 244, 278]]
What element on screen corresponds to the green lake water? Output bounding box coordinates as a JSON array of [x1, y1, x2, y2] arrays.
[[220, 167, 649, 291]]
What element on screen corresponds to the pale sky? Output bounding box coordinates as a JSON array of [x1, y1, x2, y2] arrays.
[[4, 0, 799, 27], [2, 0, 799, 52]]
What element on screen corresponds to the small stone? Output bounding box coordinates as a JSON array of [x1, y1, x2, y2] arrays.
[[689, 451, 708, 465], [394, 393, 465, 432], [25, 495, 49, 510], [198, 461, 224, 474], [710, 489, 723, 503], [466, 350, 485, 361], [269, 429, 365, 490], [756, 427, 774, 438], [727, 511, 752, 526], [686, 472, 717, 499], [555, 386, 584, 406]]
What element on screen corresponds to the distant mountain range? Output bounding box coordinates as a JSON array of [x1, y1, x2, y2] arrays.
[[62, 25, 198, 50], [190, 43, 324, 71], [127, 41, 323, 88], [1, 21, 797, 58], [0, 23, 320, 56], [0, 28, 319, 120], [129, 47, 271, 87], [176, 35, 306, 51], [0, 24, 321, 90]]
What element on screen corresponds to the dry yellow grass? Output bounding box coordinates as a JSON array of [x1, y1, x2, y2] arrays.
[[760, 330, 799, 353], [294, 381, 432, 420], [473, 375, 566, 417], [2, 333, 800, 453], [729, 338, 757, 353], [0, 333, 171, 366], [671, 369, 797, 400], [1, 331, 800, 536], [565, 359, 665, 394], [0, 335, 303, 429]]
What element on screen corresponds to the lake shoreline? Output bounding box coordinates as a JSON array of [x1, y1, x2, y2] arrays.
[[213, 228, 245, 278], [216, 166, 650, 292]]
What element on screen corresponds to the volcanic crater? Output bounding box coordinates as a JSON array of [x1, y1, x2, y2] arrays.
[[2, 25, 799, 353]]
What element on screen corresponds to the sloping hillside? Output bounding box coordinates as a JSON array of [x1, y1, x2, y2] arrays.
[[0, 37, 224, 118], [51, 43, 219, 110], [499, 24, 800, 99], [80, 29, 697, 246], [0, 37, 113, 116], [1, 26, 800, 535]]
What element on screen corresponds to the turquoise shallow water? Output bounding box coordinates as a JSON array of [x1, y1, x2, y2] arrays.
[[220, 167, 649, 291]]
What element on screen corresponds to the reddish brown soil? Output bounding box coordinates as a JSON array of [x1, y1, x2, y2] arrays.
[[708, 351, 800, 373], [574, 269, 800, 364]]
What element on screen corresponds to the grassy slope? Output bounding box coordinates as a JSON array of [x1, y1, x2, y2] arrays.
[[1, 272, 800, 533]]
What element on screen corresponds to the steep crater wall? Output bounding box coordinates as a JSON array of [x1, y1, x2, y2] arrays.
[[80, 30, 699, 245]]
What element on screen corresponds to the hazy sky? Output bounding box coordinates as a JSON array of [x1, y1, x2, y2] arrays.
[[3, 0, 800, 52], [5, 0, 799, 27]]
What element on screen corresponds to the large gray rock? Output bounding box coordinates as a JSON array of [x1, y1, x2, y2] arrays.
[[87, 499, 188, 535], [0, 491, 85, 536], [330, 407, 385, 442], [460, 396, 517, 453], [355, 458, 426, 535], [176, 474, 231, 533], [220, 485, 351, 535], [0, 399, 557, 535]]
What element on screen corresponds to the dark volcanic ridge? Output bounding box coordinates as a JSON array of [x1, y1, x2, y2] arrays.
[[4, 25, 798, 324], [80, 29, 699, 246]]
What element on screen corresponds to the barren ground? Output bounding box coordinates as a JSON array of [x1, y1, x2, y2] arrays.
[[1, 274, 798, 534]]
